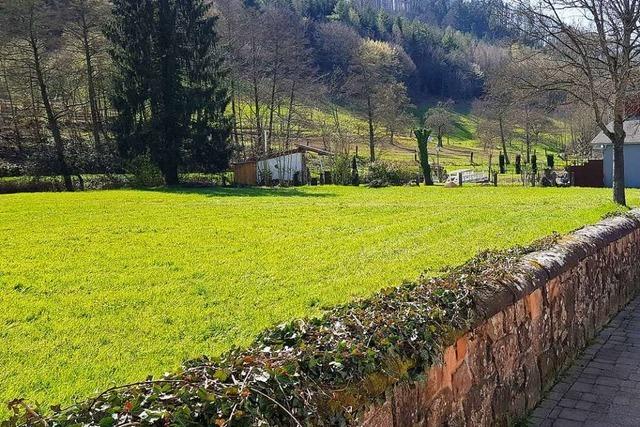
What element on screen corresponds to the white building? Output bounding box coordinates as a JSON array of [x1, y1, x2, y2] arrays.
[[233, 144, 333, 186], [591, 119, 640, 188]]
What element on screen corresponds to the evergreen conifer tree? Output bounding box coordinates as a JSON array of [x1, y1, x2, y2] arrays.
[[107, 0, 232, 185]]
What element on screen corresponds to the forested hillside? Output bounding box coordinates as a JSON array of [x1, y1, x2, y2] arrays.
[[214, 0, 590, 166]]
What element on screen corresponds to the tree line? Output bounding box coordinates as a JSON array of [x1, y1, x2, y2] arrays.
[[0, 0, 523, 187], [0, 0, 232, 188], [214, 0, 541, 163]]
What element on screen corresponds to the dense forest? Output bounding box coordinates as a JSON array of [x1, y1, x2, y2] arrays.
[[0, 0, 593, 187]]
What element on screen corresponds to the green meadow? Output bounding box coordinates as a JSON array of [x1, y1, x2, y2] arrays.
[[0, 186, 634, 415]]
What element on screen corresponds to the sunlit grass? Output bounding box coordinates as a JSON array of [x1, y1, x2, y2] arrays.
[[0, 185, 634, 415]]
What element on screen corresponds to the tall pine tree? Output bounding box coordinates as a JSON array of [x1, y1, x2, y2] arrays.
[[179, 0, 233, 174], [107, 0, 232, 185]]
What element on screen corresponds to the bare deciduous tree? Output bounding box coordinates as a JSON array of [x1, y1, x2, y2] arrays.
[[214, 1, 318, 156], [66, 0, 109, 153], [1, 0, 74, 190], [518, 99, 550, 163], [375, 81, 413, 147], [479, 71, 517, 164], [424, 100, 454, 148], [557, 104, 600, 159], [345, 39, 414, 162], [518, 0, 640, 205]]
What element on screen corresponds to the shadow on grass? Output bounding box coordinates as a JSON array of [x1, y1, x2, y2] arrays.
[[141, 185, 336, 198]]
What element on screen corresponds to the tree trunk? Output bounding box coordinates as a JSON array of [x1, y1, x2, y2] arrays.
[[525, 124, 531, 164], [267, 41, 280, 153], [437, 132, 443, 148], [162, 163, 180, 186], [367, 95, 375, 162], [81, 13, 102, 152], [499, 116, 509, 164], [415, 129, 433, 185], [285, 82, 295, 147], [30, 35, 73, 191], [237, 91, 245, 151], [230, 80, 239, 147], [250, 36, 262, 154], [101, 89, 110, 130], [1, 60, 24, 155], [28, 68, 42, 142], [252, 74, 262, 153], [612, 116, 626, 205], [267, 73, 277, 152]]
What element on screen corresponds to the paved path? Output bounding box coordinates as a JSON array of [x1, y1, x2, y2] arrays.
[[530, 297, 640, 426]]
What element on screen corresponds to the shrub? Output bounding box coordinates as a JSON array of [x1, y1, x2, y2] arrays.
[[83, 174, 132, 191], [331, 154, 353, 185], [257, 164, 273, 186], [0, 175, 134, 194], [0, 177, 65, 194], [366, 161, 415, 186], [351, 156, 360, 186], [366, 178, 387, 188], [128, 154, 164, 187]]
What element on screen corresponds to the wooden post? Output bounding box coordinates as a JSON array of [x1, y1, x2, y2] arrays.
[[457, 172, 463, 186], [492, 171, 498, 187]]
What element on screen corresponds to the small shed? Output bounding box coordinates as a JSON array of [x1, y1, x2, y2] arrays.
[[591, 118, 640, 188], [232, 161, 258, 186], [232, 144, 333, 186]]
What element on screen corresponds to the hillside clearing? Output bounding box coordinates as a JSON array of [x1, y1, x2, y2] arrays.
[[0, 186, 634, 414]]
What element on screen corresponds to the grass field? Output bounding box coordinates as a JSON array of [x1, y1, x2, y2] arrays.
[[0, 185, 635, 415]]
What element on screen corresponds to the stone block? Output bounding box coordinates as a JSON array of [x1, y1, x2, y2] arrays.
[[442, 345, 458, 388], [393, 383, 419, 426], [514, 299, 527, 326], [526, 288, 544, 321], [486, 311, 505, 341], [491, 385, 511, 419], [452, 361, 473, 398], [463, 381, 495, 427], [523, 353, 542, 409], [426, 388, 453, 426], [456, 335, 468, 362], [547, 278, 561, 301], [491, 333, 519, 383], [423, 364, 443, 400]]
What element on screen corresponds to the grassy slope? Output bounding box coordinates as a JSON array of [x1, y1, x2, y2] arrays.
[[0, 186, 636, 414], [265, 100, 565, 170]]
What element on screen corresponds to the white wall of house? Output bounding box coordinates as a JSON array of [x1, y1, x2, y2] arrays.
[[257, 152, 304, 183], [602, 144, 640, 188]]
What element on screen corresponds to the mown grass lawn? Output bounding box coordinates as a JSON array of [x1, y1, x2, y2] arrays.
[[0, 185, 635, 415]]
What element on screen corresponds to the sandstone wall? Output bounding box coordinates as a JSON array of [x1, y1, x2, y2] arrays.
[[363, 211, 640, 426]]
